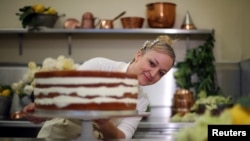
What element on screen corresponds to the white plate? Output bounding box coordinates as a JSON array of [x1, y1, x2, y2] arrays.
[[31, 109, 150, 120]]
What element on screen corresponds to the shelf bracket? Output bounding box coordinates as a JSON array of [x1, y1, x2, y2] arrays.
[[18, 33, 23, 56], [67, 34, 72, 55], [185, 35, 190, 51]]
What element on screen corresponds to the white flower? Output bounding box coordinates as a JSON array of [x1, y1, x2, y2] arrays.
[[57, 55, 66, 61], [11, 80, 24, 94], [22, 71, 34, 84], [11, 82, 20, 91], [28, 61, 37, 69], [23, 85, 34, 96], [42, 57, 57, 71], [55, 61, 64, 70], [11, 55, 76, 97]]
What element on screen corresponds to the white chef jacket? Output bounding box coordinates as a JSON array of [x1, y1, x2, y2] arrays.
[[37, 57, 149, 139]]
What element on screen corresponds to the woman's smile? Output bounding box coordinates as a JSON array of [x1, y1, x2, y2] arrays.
[[142, 72, 151, 82]]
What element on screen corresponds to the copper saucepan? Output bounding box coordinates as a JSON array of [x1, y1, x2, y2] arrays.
[[99, 11, 126, 29]]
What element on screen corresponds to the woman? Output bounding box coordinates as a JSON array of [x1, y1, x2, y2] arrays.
[[23, 35, 176, 139]]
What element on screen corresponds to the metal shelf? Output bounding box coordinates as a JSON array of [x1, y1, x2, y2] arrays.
[[0, 28, 214, 56], [0, 28, 214, 35]]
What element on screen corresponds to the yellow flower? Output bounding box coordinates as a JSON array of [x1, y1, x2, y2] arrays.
[[230, 104, 250, 124]]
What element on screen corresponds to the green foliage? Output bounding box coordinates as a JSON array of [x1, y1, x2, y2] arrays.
[[174, 34, 222, 98], [237, 94, 250, 108], [173, 61, 192, 89], [18, 6, 35, 28]]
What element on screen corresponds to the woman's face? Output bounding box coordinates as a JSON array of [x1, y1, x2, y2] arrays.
[[132, 50, 174, 86]]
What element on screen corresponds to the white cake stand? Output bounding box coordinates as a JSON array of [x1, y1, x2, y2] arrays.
[[32, 109, 150, 141]]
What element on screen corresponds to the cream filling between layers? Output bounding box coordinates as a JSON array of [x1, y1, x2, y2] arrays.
[[35, 95, 137, 108], [35, 77, 138, 85], [34, 85, 138, 97]]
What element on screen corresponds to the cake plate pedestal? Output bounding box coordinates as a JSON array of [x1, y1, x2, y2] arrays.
[[32, 109, 150, 141]]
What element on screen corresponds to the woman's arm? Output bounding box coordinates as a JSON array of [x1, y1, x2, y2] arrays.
[[95, 87, 150, 139], [94, 119, 125, 139]]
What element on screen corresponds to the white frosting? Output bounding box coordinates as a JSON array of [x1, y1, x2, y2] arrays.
[[35, 95, 137, 108], [35, 77, 138, 85], [34, 85, 138, 97], [34, 76, 138, 108]]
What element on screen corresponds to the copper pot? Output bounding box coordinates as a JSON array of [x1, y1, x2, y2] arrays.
[[172, 89, 194, 116], [146, 2, 176, 28], [81, 12, 100, 29], [64, 18, 81, 29], [121, 17, 144, 29]]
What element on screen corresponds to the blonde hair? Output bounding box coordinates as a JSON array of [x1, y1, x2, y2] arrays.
[[132, 35, 176, 66]]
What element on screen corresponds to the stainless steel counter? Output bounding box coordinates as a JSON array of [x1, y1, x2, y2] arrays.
[[0, 118, 193, 129], [0, 120, 43, 127], [134, 117, 193, 139], [0, 138, 175, 141], [0, 107, 193, 139], [0, 118, 192, 139], [0, 119, 43, 137]]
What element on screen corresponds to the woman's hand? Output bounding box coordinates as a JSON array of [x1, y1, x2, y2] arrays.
[[22, 103, 36, 113], [22, 103, 48, 124]]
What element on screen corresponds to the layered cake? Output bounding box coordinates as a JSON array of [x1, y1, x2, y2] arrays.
[[33, 70, 139, 111]]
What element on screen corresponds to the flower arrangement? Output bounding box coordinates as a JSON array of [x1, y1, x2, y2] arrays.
[[17, 4, 59, 28], [11, 55, 78, 98]]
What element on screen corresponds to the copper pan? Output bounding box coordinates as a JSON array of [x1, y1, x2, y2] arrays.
[[99, 11, 126, 29]]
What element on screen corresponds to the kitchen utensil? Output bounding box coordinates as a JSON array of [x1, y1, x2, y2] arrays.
[[81, 12, 100, 29], [181, 11, 197, 29], [172, 89, 194, 116], [64, 18, 81, 29], [99, 11, 126, 29], [121, 17, 144, 29], [146, 2, 176, 28], [34, 14, 59, 28], [16, 13, 65, 28], [99, 19, 114, 29], [112, 11, 126, 22], [10, 111, 26, 119]]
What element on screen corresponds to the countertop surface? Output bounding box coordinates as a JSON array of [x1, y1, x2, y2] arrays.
[[0, 117, 191, 140], [0, 138, 175, 141], [0, 117, 193, 128], [0, 107, 191, 140]]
